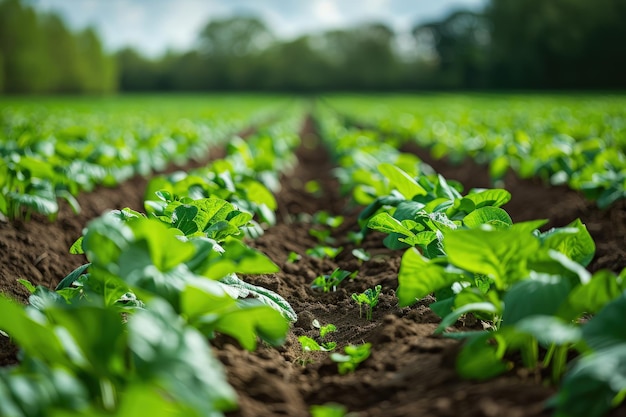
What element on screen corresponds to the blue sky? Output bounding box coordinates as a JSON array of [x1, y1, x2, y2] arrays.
[[28, 0, 486, 56]]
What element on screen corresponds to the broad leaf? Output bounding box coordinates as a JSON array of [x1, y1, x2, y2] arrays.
[[378, 163, 426, 199], [397, 248, 463, 306]]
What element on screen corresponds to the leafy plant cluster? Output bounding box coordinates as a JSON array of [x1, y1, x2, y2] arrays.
[[0, 96, 286, 221], [144, 107, 303, 231], [0, 114, 302, 416], [315, 107, 626, 417], [326, 94, 626, 208]]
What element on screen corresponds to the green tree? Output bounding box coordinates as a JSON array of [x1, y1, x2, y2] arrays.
[[412, 11, 489, 88], [487, 0, 626, 88], [198, 16, 274, 89]]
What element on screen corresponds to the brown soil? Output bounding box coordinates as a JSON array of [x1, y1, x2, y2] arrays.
[[1, 118, 625, 416]]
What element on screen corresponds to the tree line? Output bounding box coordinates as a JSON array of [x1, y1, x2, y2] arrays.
[[0, 0, 116, 94], [1, 0, 625, 94]]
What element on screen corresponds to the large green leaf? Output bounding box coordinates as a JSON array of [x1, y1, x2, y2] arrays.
[[368, 212, 416, 239], [378, 163, 426, 199], [443, 224, 541, 289], [502, 273, 573, 325], [456, 332, 509, 380], [213, 302, 290, 350], [540, 219, 596, 267], [464, 189, 511, 208], [514, 315, 582, 346], [200, 238, 279, 280], [0, 296, 69, 367], [129, 299, 237, 413], [397, 248, 463, 306], [553, 346, 626, 417], [129, 219, 196, 272], [582, 292, 626, 351], [559, 270, 626, 321], [462, 206, 512, 228]]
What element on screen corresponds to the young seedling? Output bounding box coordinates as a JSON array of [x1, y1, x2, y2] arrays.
[[306, 245, 343, 259], [299, 320, 339, 352], [347, 231, 364, 245], [286, 251, 301, 263], [313, 319, 338, 350], [351, 285, 382, 320], [351, 248, 371, 263], [312, 211, 344, 229], [309, 228, 335, 244], [311, 268, 356, 293], [330, 343, 372, 374], [310, 403, 349, 417]]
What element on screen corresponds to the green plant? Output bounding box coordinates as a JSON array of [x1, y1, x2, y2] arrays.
[[286, 251, 301, 263], [351, 285, 382, 320], [351, 248, 371, 262], [330, 343, 372, 375], [306, 244, 343, 259], [310, 403, 350, 417], [311, 268, 356, 293]]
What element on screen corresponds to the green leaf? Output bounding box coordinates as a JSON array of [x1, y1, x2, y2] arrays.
[[443, 225, 541, 289], [189, 197, 234, 232], [69, 237, 84, 255], [514, 315, 582, 346], [214, 303, 289, 350], [129, 299, 237, 413], [7, 190, 58, 217], [56, 189, 81, 215], [243, 180, 277, 210], [540, 219, 596, 267], [171, 205, 199, 235], [0, 296, 70, 367], [559, 270, 626, 321], [17, 278, 36, 294], [489, 155, 509, 180], [464, 189, 511, 208], [129, 219, 196, 272], [462, 206, 512, 228], [46, 304, 127, 377], [180, 279, 236, 321], [220, 274, 297, 322], [554, 346, 626, 417], [582, 292, 626, 351], [397, 248, 463, 307], [502, 273, 573, 325], [456, 332, 510, 380], [378, 163, 426, 199], [298, 336, 325, 352], [368, 212, 417, 238], [55, 263, 91, 290], [202, 238, 279, 280]]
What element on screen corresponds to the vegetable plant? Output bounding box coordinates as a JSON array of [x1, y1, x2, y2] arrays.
[[311, 269, 356, 293], [351, 285, 382, 320], [330, 343, 372, 375]]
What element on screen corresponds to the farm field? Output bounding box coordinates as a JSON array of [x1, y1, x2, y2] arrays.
[[1, 94, 626, 417]]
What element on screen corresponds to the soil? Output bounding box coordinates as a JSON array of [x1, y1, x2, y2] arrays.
[[1, 117, 625, 416]]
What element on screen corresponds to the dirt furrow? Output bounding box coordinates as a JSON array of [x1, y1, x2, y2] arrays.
[[217, 118, 563, 417]]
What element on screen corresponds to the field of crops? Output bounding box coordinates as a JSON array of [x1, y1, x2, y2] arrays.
[[1, 94, 625, 417]]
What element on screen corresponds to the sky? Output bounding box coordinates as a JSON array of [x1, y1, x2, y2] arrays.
[[28, 0, 487, 57]]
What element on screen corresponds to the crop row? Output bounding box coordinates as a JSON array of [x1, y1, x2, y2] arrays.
[[325, 94, 626, 208], [314, 105, 626, 417], [0, 109, 304, 417], [0, 96, 288, 221]]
